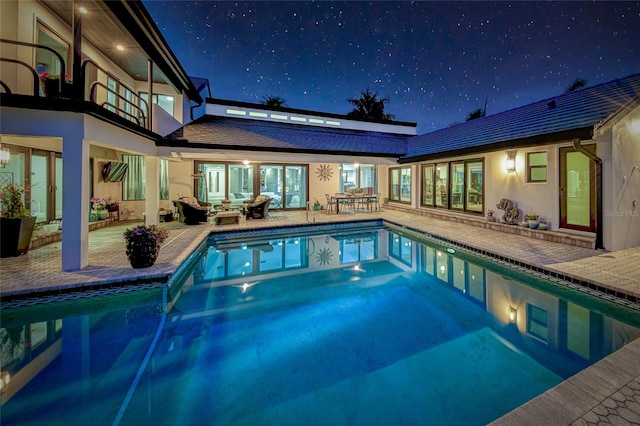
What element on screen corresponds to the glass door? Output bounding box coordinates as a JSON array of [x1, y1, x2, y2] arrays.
[[31, 151, 62, 222], [285, 166, 306, 208], [450, 162, 465, 210], [260, 165, 283, 208], [560, 146, 596, 232]]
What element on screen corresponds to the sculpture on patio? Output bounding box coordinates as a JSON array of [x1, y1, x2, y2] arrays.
[[496, 198, 520, 225]]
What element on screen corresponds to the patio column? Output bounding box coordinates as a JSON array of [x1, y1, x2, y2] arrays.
[[145, 156, 160, 226], [61, 137, 89, 271]]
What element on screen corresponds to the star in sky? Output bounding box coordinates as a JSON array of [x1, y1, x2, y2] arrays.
[[144, 1, 639, 133]]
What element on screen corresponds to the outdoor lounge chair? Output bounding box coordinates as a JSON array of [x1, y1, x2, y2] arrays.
[[245, 195, 271, 219], [173, 197, 210, 224]]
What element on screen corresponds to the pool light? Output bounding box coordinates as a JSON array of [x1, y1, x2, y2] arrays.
[[446, 248, 455, 254]]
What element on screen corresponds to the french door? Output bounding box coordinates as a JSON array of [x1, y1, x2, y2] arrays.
[[31, 150, 63, 222], [560, 146, 596, 232]]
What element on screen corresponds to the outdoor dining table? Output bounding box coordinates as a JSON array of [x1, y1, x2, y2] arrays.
[[331, 194, 377, 214]]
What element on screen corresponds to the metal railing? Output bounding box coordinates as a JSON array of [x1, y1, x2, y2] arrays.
[[0, 38, 66, 96], [0, 39, 151, 131], [83, 59, 149, 130]]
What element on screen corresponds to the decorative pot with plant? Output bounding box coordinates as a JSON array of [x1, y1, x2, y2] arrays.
[[40, 71, 72, 98], [486, 209, 496, 222], [0, 183, 36, 257], [123, 224, 169, 269], [313, 198, 321, 210], [527, 214, 540, 229], [91, 197, 108, 220], [221, 198, 232, 208]]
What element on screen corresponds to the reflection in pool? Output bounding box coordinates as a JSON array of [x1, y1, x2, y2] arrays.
[[1, 224, 639, 425]]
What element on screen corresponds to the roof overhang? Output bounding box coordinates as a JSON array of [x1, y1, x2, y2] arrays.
[[399, 127, 594, 163]]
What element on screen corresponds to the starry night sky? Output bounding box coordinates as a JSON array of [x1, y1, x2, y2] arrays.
[[143, 1, 640, 133]]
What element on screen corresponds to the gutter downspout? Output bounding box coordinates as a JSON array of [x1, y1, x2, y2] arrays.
[[573, 138, 604, 249]]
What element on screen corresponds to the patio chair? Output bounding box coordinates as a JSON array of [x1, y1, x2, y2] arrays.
[[173, 197, 210, 225], [245, 195, 272, 219], [325, 194, 337, 213]]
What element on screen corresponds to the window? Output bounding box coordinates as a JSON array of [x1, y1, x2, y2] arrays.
[[140, 92, 175, 116], [422, 160, 483, 214], [422, 164, 434, 206], [435, 163, 448, 207], [450, 162, 465, 210], [122, 156, 170, 201], [527, 304, 549, 343], [389, 232, 412, 266], [123, 155, 146, 200], [389, 167, 411, 202], [466, 161, 483, 213], [527, 152, 547, 182], [160, 159, 169, 200], [106, 77, 118, 113], [340, 163, 376, 192]]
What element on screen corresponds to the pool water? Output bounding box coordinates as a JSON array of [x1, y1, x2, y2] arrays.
[[2, 224, 639, 425]]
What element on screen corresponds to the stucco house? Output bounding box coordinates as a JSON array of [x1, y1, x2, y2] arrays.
[[1, 0, 639, 275]]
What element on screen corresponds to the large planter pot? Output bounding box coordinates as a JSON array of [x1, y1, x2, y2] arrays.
[[126, 239, 160, 269], [0, 217, 36, 257]]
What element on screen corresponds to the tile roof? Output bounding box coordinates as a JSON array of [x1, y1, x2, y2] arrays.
[[162, 115, 409, 156], [403, 73, 640, 161]]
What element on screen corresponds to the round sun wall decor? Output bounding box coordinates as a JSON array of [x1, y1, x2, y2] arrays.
[[316, 164, 333, 181]]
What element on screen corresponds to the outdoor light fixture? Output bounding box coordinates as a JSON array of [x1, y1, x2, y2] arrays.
[[506, 150, 517, 173], [0, 371, 10, 394], [78, 6, 87, 14], [508, 307, 517, 324], [116, 44, 125, 51], [0, 145, 10, 168]]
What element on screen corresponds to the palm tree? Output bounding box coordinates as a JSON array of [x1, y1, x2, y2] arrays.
[[466, 108, 485, 121], [261, 95, 287, 107], [565, 78, 587, 93], [347, 89, 394, 121]]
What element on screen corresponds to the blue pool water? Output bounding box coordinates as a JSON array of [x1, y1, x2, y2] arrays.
[[2, 224, 639, 425]]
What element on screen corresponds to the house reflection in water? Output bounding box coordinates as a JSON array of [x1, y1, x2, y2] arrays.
[[1, 227, 639, 418]]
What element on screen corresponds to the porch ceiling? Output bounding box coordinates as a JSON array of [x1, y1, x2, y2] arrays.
[[42, 1, 173, 86]]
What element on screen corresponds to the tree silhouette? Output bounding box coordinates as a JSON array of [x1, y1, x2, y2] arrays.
[[261, 95, 287, 107], [565, 78, 587, 93], [347, 89, 394, 121], [466, 108, 485, 121]]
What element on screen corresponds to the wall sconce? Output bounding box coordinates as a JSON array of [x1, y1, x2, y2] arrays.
[[506, 150, 517, 173], [0, 145, 10, 168], [508, 306, 517, 324], [0, 371, 10, 394]]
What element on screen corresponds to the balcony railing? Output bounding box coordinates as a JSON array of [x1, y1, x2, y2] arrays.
[[1, 38, 149, 131]]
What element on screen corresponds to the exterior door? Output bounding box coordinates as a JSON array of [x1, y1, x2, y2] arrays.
[[560, 146, 596, 232], [31, 150, 62, 222]]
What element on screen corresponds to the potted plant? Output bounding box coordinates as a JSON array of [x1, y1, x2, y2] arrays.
[[221, 198, 232, 208], [91, 197, 108, 220], [313, 199, 321, 211], [486, 209, 496, 222], [39, 71, 72, 98], [527, 214, 540, 229], [123, 224, 169, 268], [0, 183, 36, 257]]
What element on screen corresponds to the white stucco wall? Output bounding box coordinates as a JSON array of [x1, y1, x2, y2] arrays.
[[603, 104, 640, 250]]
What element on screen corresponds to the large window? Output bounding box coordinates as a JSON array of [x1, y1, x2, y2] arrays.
[[260, 164, 307, 208], [435, 163, 448, 208], [389, 167, 411, 203], [422, 164, 434, 206], [340, 164, 377, 192], [422, 160, 483, 214], [140, 92, 175, 117], [527, 304, 549, 343], [122, 156, 169, 201]]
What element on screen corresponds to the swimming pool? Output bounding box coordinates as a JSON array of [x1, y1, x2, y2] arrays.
[[1, 223, 639, 425]]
